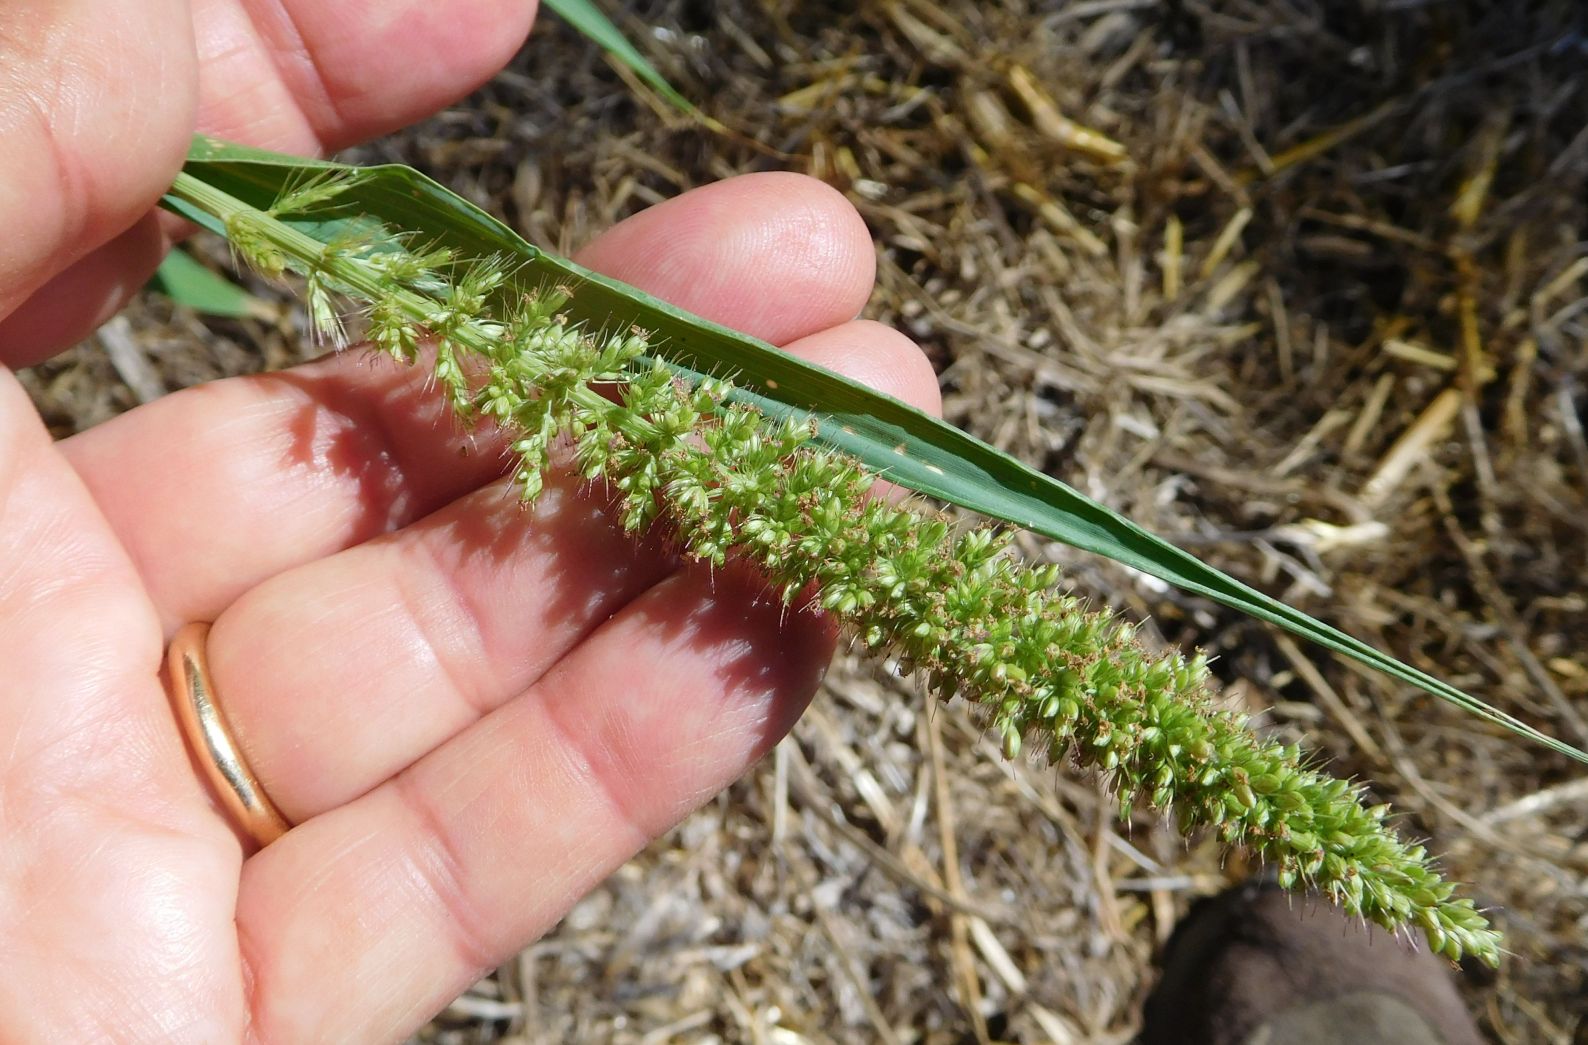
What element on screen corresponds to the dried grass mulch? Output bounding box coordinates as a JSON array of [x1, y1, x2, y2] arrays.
[[19, 1, 1588, 1041]]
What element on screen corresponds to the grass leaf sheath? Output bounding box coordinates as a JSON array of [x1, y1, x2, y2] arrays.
[[164, 170, 1504, 967]]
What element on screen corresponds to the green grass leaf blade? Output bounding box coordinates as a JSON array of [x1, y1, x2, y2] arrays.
[[164, 136, 1588, 764], [147, 247, 262, 318], [541, 0, 695, 115]]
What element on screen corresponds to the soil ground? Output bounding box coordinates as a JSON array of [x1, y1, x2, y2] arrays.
[[20, 2, 1588, 1041]]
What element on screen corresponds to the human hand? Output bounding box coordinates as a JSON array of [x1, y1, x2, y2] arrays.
[[0, 2, 940, 1039]]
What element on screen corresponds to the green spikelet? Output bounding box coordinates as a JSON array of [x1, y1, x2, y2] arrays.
[[221, 187, 1503, 968]]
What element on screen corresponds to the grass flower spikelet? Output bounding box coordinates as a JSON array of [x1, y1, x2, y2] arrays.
[[220, 185, 1503, 968]]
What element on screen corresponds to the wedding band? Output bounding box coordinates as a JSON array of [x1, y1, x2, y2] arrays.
[[166, 622, 290, 847]]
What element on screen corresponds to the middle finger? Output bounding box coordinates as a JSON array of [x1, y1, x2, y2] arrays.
[[64, 172, 877, 628]]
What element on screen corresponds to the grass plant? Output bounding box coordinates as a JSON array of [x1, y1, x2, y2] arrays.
[[155, 161, 1524, 967]]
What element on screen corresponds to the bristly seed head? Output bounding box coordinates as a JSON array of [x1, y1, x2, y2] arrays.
[[245, 217, 1503, 968]]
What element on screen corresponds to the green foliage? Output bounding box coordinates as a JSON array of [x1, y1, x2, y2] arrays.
[[147, 247, 262, 318], [541, 0, 697, 116], [163, 137, 1586, 766], [161, 166, 1505, 966]]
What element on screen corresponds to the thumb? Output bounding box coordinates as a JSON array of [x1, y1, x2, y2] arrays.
[[0, 0, 196, 367]]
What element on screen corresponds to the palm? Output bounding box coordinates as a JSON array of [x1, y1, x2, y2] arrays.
[[0, 409, 239, 1037], [0, 0, 940, 1035], [0, 2, 939, 1038]]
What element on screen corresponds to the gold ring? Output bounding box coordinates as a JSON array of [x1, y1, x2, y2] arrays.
[[166, 622, 290, 848]]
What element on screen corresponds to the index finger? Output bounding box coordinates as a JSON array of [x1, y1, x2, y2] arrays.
[[0, 0, 197, 353], [0, 0, 542, 363]]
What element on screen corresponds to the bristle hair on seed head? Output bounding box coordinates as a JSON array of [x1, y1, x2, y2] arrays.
[[224, 184, 1501, 966]]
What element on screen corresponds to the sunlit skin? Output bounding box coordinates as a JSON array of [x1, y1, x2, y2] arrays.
[[0, 1, 941, 1038]]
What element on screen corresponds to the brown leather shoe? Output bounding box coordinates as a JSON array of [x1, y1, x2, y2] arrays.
[[1141, 880, 1484, 1045]]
